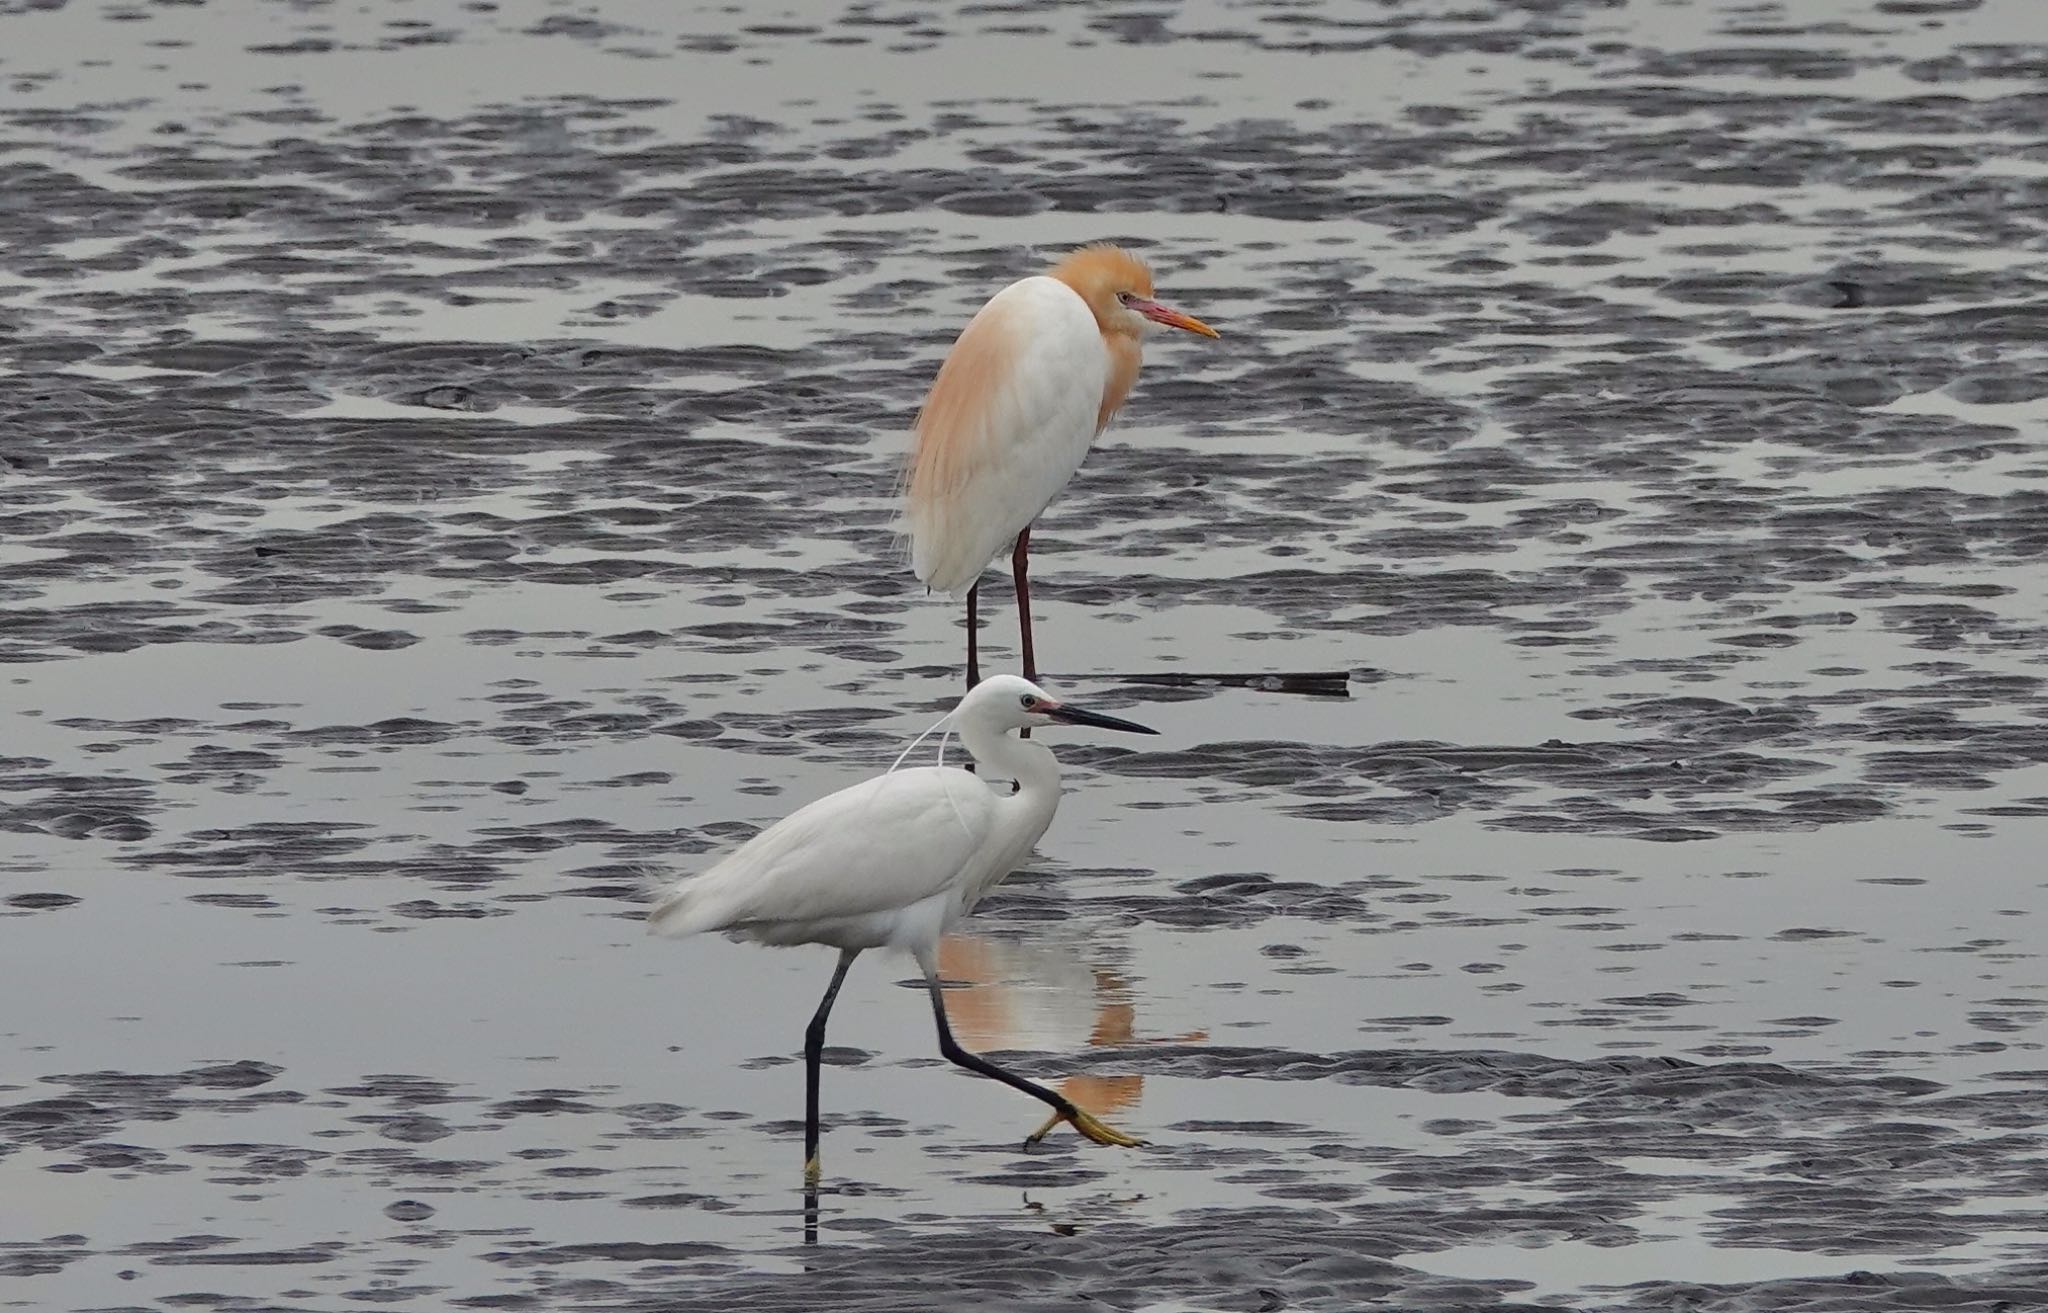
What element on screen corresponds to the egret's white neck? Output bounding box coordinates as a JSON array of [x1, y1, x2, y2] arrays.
[[960, 719, 1061, 795]]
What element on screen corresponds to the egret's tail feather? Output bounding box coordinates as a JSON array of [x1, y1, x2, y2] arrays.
[[646, 879, 728, 939]]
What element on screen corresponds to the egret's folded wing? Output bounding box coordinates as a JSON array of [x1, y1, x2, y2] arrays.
[[649, 767, 997, 937]]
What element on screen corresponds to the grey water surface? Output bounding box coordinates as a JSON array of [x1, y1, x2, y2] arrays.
[[4, 0, 2048, 1309]]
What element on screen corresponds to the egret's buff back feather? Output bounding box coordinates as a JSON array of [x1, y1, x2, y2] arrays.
[[906, 291, 1030, 529]]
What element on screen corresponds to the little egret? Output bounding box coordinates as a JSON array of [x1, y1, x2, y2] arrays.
[[905, 244, 1219, 690], [646, 674, 1159, 1176]]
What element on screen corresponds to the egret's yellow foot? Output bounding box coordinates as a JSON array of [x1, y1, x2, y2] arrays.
[[1023, 1106, 1145, 1150], [803, 1153, 822, 1185]]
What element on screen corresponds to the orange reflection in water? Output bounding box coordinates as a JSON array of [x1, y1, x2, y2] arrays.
[[938, 931, 1206, 1121]]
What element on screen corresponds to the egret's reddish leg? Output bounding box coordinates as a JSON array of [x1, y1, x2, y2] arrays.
[[965, 582, 980, 692], [1012, 526, 1036, 684]]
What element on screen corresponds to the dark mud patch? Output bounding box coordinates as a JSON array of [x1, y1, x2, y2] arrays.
[[599, 1211, 2048, 1313], [7, 1046, 2043, 1308]]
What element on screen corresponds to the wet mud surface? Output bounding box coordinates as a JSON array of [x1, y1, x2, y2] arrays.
[[4, 0, 2048, 1308]]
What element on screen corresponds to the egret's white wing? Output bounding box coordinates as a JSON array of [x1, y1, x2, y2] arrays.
[[648, 766, 998, 938], [905, 276, 1109, 597]]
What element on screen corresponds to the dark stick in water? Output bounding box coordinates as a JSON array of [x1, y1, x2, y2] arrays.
[[1104, 671, 1355, 697]]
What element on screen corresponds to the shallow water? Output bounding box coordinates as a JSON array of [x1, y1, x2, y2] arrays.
[[4, 0, 2048, 1308]]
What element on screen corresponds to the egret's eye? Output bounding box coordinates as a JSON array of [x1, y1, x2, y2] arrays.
[[1116, 291, 1137, 306], [1019, 694, 1037, 709]]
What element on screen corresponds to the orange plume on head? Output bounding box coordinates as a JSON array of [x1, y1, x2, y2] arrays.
[[1048, 244, 1155, 334]]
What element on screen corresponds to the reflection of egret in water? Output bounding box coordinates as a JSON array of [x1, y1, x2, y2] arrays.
[[938, 930, 1208, 1125], [800, 927, 1204, 1246], [904, 931, 1206, 1248]]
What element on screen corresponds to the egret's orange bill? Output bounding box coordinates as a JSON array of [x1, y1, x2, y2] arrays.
[[1133, 298, 1220, 338]]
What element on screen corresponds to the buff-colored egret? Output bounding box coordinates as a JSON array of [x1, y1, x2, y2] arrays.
[[905, 245, 1219, 690], [646, 674, 1158, 1177]]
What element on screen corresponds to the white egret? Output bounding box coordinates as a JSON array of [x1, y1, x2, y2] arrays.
[[647, 674, 1158, 1176], [904, 244, 1219, 689]]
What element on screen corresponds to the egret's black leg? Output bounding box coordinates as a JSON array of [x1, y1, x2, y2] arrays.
[[804, 949, 860, 1179], [965, 582, 981, 692], [915, 951, 1141, 1150]]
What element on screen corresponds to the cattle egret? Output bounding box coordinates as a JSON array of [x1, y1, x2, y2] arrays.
[[905, 244, 1219, 689], [647, 674, 1159, 1176]]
